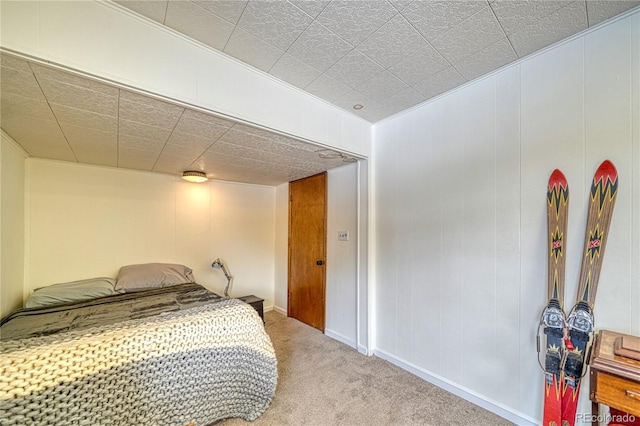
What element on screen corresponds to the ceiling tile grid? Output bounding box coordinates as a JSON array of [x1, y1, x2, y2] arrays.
[[111, 0, 639, 123], [1, 52, 360, 186], [3, 1, 640, 187]]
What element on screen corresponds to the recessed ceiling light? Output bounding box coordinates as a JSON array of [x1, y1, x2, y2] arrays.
[[353, 104, 363, 110], [182, 170, 208, 183]]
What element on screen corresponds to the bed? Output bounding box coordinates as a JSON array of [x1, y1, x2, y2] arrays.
[[0, 270, 277, 426]]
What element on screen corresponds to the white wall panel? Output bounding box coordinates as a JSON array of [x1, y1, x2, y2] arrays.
[[584, 17, 636, 335], [0, 134, 27, 319], [373, 10, 639, 425], [409, 101, 442, 373], [460, 77, 497, 398], [493, 66, 522, 410], [26, 159, 276, 306], [439, 91, 465, 385], [326, 164, 358, 346]]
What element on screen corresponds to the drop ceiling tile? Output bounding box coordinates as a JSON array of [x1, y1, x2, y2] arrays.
[[70, 140, 117, 167], [114, 1, 168, 24], [182, 108, 235, 129], [60, 123, 117, 146], [224, 27, 284, 72], [304, 74, 352, 102], [236, 1, 313, 50], [508, 1, 587, 57], [31, 64, 118, 96], [0, 54, 33, 73], [1, 116, 75, 161], [454, 37, 517, 80], [276, 134, 323, 152], [413, 66, 466, 99], [220, 128, 319, 162], [316, 0, 397, 46], [164, 0, 235, 50], [287, 21, 354, 72], [166, 131, 217, 150], [160, 142, 206, 159], [49, 103, 118, 133], [331, 89, 378, 114], [357, 14, 427, 69], [490, 0, 572, 35], [229, 122, 284, 141], [119, 134, 166, 152], [431, 6, 506, 65], [0, 66, 47, 101], [325, 50, 384, 88], [389, 0, 413, 12], [119, 118, 173, 142], [36, 79, 118, 116], [153, 154, 199, 175], [402, 0, 488, 41], [1, 92, 57, 121], [381, 86, 428, 112], [192, 0, 248, 24], [289, 0, 331, 18], [173, 114, 230, 140], [350, 102, 391, 123], [353, 71, 409, 103], [119, 90, 184, 129], [118, 147, 159, 171], [269, 54, 322, 89], [388, 44, 450, 86], [586, 0, 640, 26]]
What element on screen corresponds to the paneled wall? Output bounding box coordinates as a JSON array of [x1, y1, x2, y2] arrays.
[[26, 159, 276, 306], [372, 11, 639, 424], [0, 134, 27, 318]]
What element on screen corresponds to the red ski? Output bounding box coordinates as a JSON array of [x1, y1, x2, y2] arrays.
[[561, 160, 618, 426], [538, 169, 569, 426]]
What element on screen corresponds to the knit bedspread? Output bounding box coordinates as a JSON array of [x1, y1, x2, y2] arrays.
[[0, 298, 277, 426]]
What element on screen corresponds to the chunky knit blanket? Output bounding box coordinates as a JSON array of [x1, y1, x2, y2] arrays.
[[0, 299, 277, 426]]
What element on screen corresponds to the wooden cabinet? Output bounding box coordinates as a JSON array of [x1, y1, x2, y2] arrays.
[[590, 330, 640, 425]]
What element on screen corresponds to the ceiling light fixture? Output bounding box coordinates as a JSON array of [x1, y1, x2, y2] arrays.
[[182, 170, 208, 183], [353, 104, 364, 110]]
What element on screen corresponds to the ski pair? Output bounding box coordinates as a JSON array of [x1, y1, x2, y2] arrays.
[[538, 160, 619, 426]]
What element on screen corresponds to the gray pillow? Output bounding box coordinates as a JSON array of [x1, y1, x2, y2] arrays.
[[25, 277, 118, 308], [115, 263, 195, 292]]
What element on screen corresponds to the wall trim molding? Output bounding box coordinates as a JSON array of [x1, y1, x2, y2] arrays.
[[374, 349, 538, 426]]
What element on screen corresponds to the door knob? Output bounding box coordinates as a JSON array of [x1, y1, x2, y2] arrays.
[[316, 260, 324, 266]]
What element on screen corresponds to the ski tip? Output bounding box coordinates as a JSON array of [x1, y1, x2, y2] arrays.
[[594, 160, 618, 184], [548, 169, 568, 192]]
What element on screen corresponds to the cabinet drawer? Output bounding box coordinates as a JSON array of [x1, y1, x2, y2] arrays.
[[595, 371, 640, 417]]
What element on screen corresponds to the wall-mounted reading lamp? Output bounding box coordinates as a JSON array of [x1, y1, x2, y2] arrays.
[[211, 258, 232, 298]]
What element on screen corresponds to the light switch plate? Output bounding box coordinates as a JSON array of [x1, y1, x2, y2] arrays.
[[338, 230, 349, 241]]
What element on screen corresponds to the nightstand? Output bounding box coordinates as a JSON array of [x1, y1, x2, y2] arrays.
[[237, 295, 264, 322], [590, 330, 640, 426]]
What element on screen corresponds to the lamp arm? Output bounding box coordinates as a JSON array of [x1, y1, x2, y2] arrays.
[[211, 258, 233, 298]]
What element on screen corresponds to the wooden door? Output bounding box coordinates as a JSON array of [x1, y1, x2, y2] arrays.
[[288, 172, 327, 331]]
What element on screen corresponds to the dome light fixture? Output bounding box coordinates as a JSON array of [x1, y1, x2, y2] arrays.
[[182, 170, 208, 183]]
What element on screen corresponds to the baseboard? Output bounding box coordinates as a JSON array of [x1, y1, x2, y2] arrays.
[[325, 328, 357, 349], [374, 349, 538, 426], [272, 305, 287, 316]]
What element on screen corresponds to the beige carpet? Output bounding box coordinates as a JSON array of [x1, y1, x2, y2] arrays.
[[221, 311, 513, 426]]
